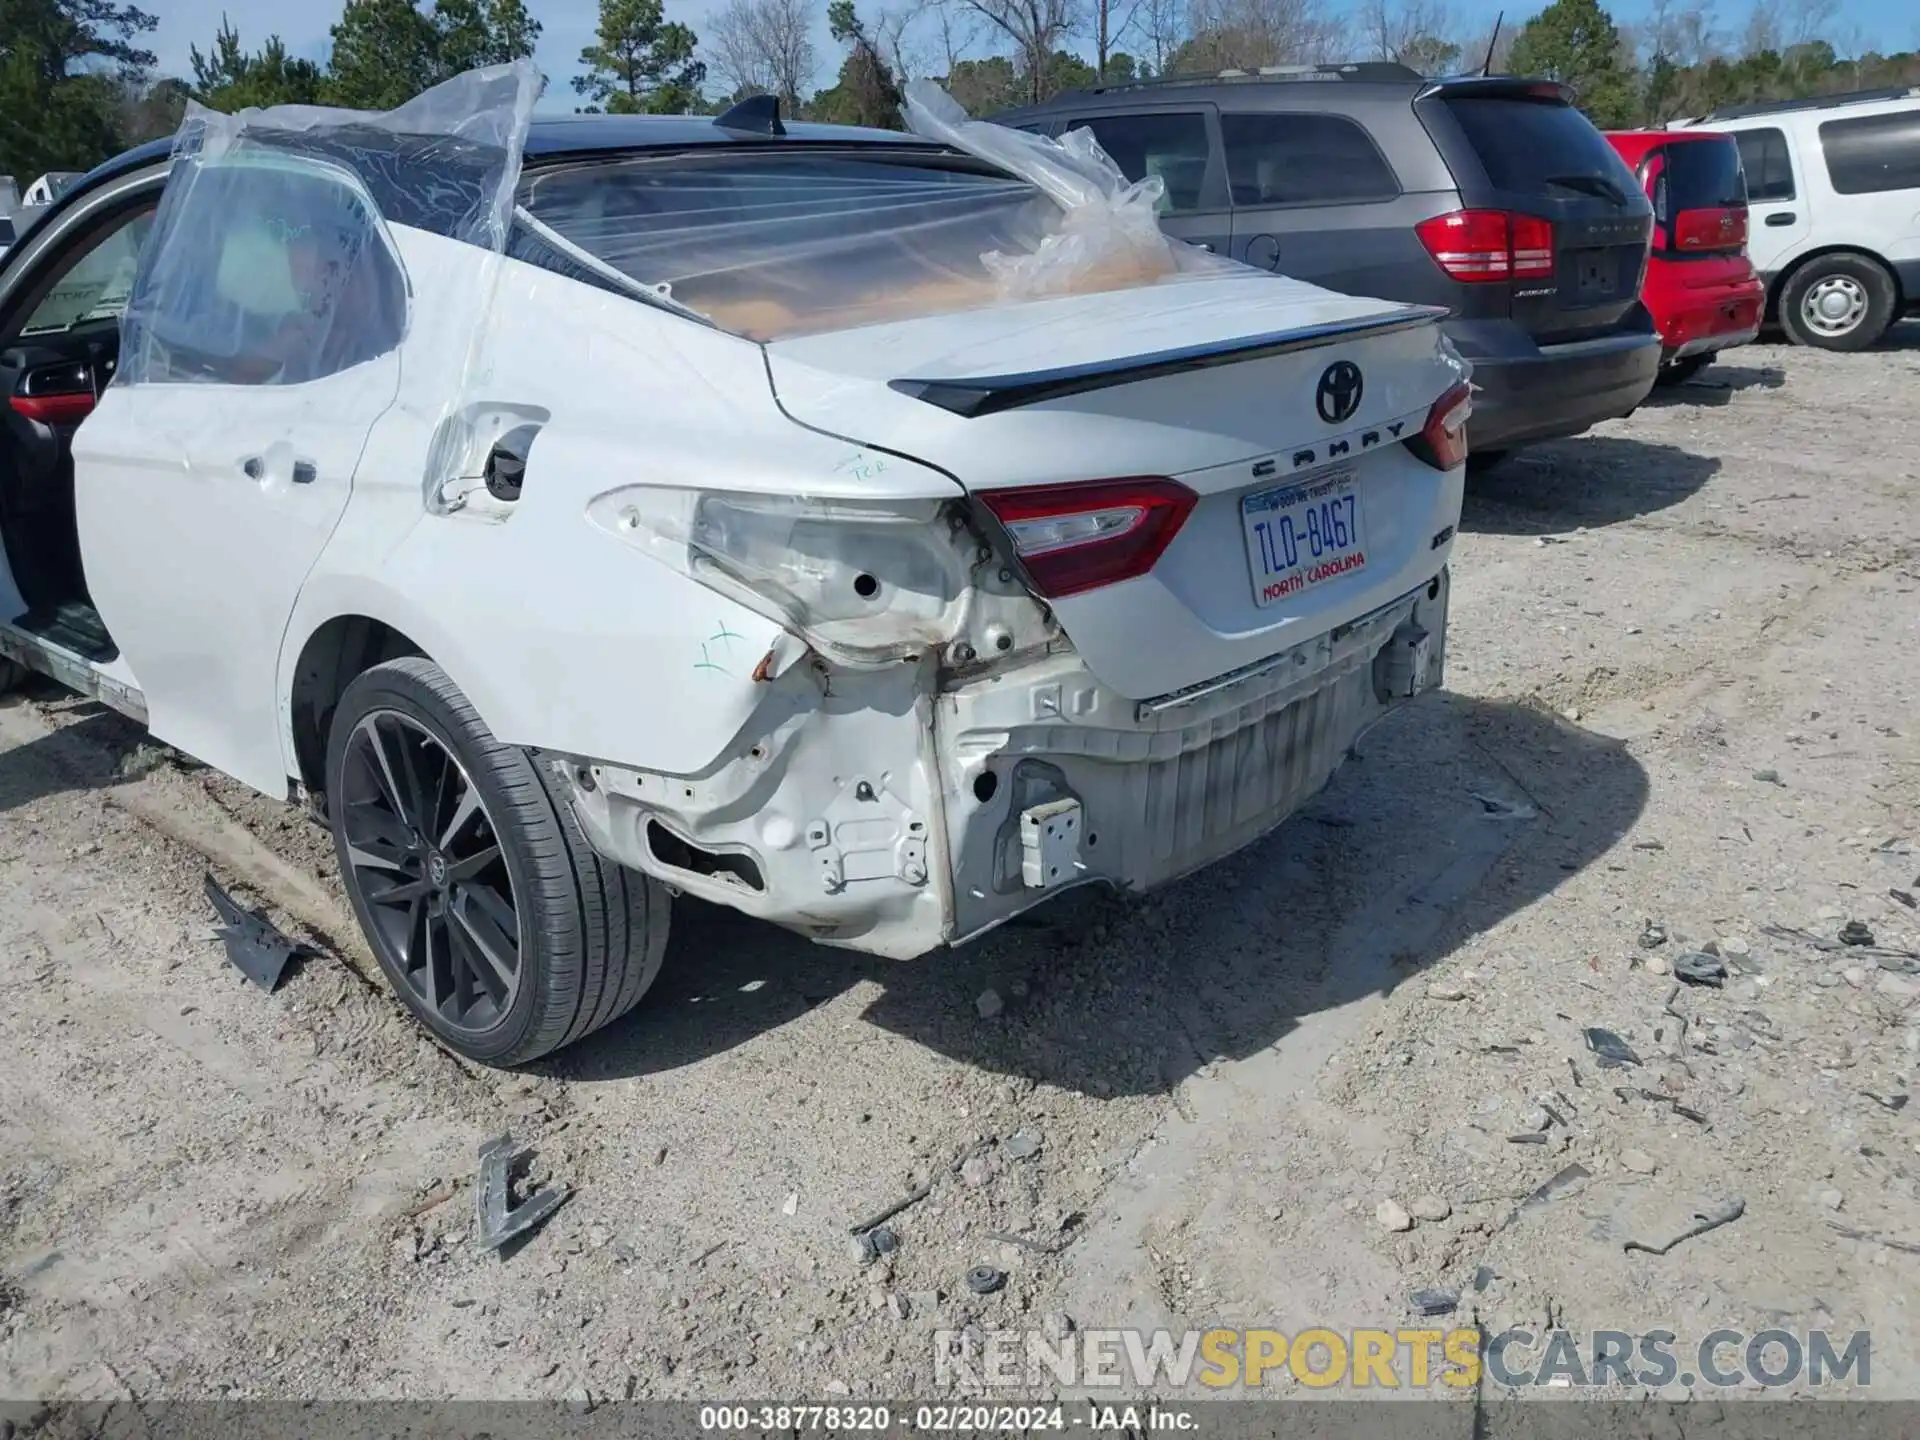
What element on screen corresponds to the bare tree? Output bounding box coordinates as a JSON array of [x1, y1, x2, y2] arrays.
[[962, 0, 1082, 100], [706, 0, 817, 108], [1180, 0, 1339, 71], [1092, 0, 1146, 78], [1121, 0, 1187, 72], [1355, 0, 1458, 69], [1642, 0, 1718, 68]]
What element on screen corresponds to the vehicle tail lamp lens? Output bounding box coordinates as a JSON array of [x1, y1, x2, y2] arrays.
[[979, 478, 1196, 598]]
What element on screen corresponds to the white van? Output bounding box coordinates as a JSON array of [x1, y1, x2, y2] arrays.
[[1681, 87, 1920, 350]]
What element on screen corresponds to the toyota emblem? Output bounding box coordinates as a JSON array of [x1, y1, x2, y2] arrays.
[[1316, 361, 1364, 424]]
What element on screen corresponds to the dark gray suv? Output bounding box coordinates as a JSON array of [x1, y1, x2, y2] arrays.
[[998, 64, 1661, 458]]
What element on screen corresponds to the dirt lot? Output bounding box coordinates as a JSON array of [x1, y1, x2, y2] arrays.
[[2, 327, 1918, 1407]]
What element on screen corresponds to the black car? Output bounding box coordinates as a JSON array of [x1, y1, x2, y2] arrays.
[[998, 63, 1661, 460]]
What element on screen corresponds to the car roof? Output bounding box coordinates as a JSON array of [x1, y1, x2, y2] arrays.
[[1000, 70, 1573, 122]]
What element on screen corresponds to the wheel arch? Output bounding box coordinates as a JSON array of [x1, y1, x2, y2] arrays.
[[285, 613, 428, 811]]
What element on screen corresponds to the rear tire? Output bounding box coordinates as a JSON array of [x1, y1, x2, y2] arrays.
[[324, 656, 669, 1066], [0, 656, 24, 695], [1778, 254, 1896, 351]]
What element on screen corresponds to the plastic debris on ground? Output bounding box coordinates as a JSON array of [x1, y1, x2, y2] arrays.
[[474, 1131, 569, 1252], [203, 872, 307, 992], [1583, 1027, 1641, 1068]]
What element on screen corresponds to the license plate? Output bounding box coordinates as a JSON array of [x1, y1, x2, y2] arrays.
[[1242, 466, 1366, 608], [1575, 249, 1614, 297]]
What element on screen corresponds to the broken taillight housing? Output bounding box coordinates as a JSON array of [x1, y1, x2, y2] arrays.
[[1407, 382, 1473, 471], [977, 478, 1196, 598], [588, 486, 976, 664]]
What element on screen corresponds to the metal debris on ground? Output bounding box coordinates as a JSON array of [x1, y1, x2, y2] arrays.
[[849, 1182, 931, 1237], [1623, 1197, 1745, 1257], [1506, 1132, 1549, 1145], [1584, 1027, 1641, 1068], [987, 1230, 1061, 1256], [965, 1266, 1007, 1295], [1891, 889, 1917, 910], [203, 873, 307, 992], [1860, 1091, 1909, 1112], [1409, 1288, 1458, 1317], [473, 1132, 569, 1252], [1673, 951, 1728, 987], [1761, 923, 1839, 953], [1638, 921, 1669, 949], [1839, 920, 1876, 948]]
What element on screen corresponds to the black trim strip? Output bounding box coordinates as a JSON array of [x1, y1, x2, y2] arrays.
[[887, 307, 1444, 418]]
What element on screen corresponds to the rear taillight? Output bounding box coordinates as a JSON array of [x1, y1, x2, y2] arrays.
[[1416, 210, 1555, 283], [1407, 382, 1473, 471], [1674, 206, 1748, 253], [979, 478, 1196, 598]]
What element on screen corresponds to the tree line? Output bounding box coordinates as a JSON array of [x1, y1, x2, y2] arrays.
[[3, 0, 1915, 184]]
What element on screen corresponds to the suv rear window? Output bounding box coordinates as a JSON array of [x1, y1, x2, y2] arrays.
[[517, 149, 1060, 341], [1819, 109, 1920, 196], [1658, 136, 1747, 212], [1441, 97, 1632, 198]]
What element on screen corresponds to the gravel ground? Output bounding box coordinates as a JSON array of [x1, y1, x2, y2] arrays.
[[1, 326, 1917, 1406]]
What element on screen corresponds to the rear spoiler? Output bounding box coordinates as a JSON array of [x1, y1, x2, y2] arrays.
[[1416, 76, 1575, 105], [889, 305, 1445, 419]]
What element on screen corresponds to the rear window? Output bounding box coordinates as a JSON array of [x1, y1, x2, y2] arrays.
[[1657, 136, 1747, 214], [1820, 109, 1920, 196], [517, 150, 1061, 341], [1441, 97, 1634, 199]]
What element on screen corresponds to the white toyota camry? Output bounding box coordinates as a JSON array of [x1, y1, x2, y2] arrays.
[[0, 65, 1469, 1064]]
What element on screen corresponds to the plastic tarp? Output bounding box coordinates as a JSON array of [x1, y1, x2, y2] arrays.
[[515, 81, 1251, 343], [119, 62, 539, 388]]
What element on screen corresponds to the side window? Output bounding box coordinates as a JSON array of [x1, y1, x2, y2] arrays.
[[1819, 110, 1920, 196], [1071, 112, 1213, 214], [1219, 112, 1399, 207], [18, 209, 155, 338], [121, 154, 408, 388], [1734, 127, 1795, 202]]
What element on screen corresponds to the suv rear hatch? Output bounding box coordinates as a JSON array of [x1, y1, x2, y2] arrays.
[[1416, 80, 1653, 342], [765, 274, 1468, 700], [1641, 134, 1752, 271]]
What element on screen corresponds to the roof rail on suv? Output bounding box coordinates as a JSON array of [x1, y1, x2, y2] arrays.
[[1700, 84, 1919, 121], [1073, 61, 1422, 97]]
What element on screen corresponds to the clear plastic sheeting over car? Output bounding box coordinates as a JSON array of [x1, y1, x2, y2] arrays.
[[513, 83, 1252, 343], [118, 62, 539, 389]]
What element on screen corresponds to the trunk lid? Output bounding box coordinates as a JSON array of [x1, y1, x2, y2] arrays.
[[764, 274, 1467, 700], [1422, 85, 1654, 343]]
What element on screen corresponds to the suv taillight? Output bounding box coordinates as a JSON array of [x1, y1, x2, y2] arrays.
[[1416, 210, 1556, 282], [979, 478, 1196, 598], [1407, 382, 1473, 471]]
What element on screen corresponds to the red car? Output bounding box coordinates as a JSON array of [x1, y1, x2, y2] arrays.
[[1605, 128, 1764, 382]]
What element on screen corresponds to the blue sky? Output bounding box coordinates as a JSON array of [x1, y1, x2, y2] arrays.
[[151, 0, 1918, 110]]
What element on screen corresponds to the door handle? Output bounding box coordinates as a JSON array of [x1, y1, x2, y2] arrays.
[[292, 460, 317, 484], [1764, 212, 1796, 226]]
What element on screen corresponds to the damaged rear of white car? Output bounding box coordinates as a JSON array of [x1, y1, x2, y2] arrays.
[[40, 64, 1468, 1065]]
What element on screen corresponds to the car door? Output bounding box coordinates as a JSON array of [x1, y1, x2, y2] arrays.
[[1220, 108, 1409, 288], [1731, 125, 1809, 279], [1055, 107, 1233, 255], [74, 151, 408, 797]]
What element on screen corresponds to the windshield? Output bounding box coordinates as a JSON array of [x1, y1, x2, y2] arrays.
[[1442, 97, 1637, 199], [516, 149, 1068, 341]]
